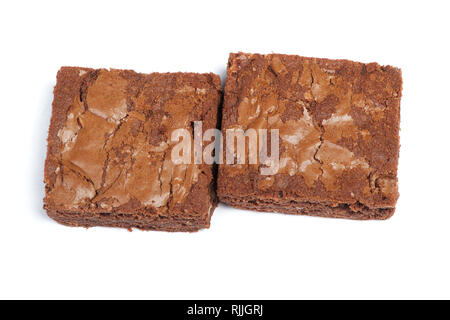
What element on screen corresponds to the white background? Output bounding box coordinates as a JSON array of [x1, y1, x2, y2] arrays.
[[0, 0, 449, 299]]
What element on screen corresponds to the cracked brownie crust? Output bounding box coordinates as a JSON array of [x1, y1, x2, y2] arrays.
[[44, 67, 222, 231], [218, 53, 402, 219]]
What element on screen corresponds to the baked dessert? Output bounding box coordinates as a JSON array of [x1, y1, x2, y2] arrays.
[[218, 52, 402, 219], [44, 67, 222, 231]]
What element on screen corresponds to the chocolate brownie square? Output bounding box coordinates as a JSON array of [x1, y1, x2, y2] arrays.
[[218, 53, 402, 219], [44, 67, 222, 231]]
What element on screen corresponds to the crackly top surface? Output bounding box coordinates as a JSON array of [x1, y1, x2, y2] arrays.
[[218, 53, 402, 209], [44, 67, 221, 215]]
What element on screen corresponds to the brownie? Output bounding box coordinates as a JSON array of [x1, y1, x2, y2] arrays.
[[44, 67, 222, 231], [218, 53, 402, 219]]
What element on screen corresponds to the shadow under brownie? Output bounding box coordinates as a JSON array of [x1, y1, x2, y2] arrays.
[[218, 52, 402, 219], [44, 67, 222, 231]]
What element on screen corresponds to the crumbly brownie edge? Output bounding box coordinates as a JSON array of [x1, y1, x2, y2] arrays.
[[220, 196, 394, 220], [46, 209, 211, 232]]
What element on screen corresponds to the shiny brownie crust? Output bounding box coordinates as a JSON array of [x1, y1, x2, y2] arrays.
[[44, 67, 222, 231], [218, 53, 402, 219]]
